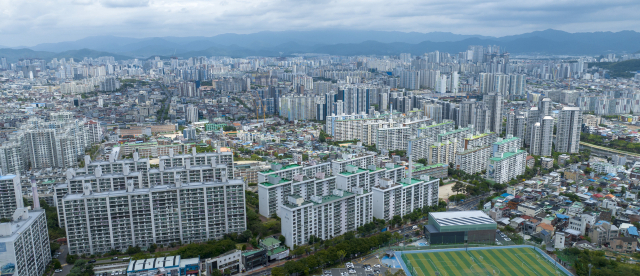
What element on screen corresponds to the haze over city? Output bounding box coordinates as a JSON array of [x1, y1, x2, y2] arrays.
[[1, 1, 640, 276], [2, 0, 640, 46]]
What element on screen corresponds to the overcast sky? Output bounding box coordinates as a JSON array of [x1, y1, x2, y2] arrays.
[[1, 0, 640, 47]]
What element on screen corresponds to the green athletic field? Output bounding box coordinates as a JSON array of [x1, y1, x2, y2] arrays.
[[401, 247, 568, 276]]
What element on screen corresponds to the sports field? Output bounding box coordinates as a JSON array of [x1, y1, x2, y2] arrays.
[[401, 247, 569, 276]]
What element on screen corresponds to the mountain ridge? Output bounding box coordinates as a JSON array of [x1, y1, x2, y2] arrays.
[[2, 29, 640, 62]]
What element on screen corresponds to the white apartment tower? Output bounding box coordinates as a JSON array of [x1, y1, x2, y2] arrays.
[[0, 209, 51, 276], [0, 172, 23, 219], [556, 106, 582, 153]]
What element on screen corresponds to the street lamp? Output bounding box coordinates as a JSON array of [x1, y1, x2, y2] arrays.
[[588, 263, 592, 276]]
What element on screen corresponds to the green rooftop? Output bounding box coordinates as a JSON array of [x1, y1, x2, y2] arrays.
[[259, 178, 292, 187], [401, 178, 424, 187], [489, 150, 526, 161], [420, 121, 454, 129], [467, 132, 494, 140], [413, 163, 447, 171], [439, 127, 470, 137], [267, 246, 288, 256], [260, 237, 281, 247], [494, 136, 519, 145], [242, 249, 264, 256], [340, 168, 368, 176]]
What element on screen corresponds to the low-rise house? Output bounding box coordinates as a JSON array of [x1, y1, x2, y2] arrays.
[[610, 237, 638, 254]]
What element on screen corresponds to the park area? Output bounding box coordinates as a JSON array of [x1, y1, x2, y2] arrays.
[[399, 246, 570, 276]]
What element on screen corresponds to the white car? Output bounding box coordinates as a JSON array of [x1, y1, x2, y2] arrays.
[[504, 238, 511, 241], [496, 242, 503, 245], [54, 270, 63, 273]]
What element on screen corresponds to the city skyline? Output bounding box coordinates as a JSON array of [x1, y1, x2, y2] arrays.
[[1, 0, 640, 46]]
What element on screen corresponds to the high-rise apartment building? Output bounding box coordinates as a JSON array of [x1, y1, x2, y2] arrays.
[[186, 105, 198, 123], [483, 93, 503, 134], [0, 173, 22, 219], [372, 175, 439, 221], [556, 107, 582, 153], [486, 150, 528, 184], [0, 209, 51, 276], [529, 116, 554, 156], [61, 178, 246, 255], [0, 142, 26, 175]]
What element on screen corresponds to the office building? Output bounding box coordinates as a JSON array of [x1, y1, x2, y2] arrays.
[[556, 106, 582, 153], [0, 209, 51, 276], [424, 211, 497, 244]]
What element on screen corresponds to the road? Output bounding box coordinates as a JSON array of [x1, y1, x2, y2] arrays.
[[56, 245, 74, 276], [449, 192, 490, 211]]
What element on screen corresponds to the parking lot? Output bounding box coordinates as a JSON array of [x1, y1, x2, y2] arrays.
[[323, 263, 390, 276], [495, 229, 514, 245]]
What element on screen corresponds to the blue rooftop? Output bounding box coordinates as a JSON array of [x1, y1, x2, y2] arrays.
[[556, 214, 569, 219], [501, 193, 512, 197], [628, 227, 638, 236]]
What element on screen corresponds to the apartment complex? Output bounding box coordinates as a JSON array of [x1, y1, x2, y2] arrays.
[[280, 189, 373, 248], [62, 178, 245, 255], [55, 148, 244, 255], [257, 154, 403, 218], [2, 114, 104, 171], [372, 175, 439, 221], [485, 150, 528, 184], [0, 209, 51, 276], [455, 146, 491, 174]]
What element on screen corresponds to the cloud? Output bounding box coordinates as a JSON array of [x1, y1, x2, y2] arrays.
[[0, 0, 639, 46], [100, 0, 149, 8]]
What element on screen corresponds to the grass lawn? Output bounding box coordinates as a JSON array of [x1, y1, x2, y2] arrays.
[[402, 247, 567, 276]]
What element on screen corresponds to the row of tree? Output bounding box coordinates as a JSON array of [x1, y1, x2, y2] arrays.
[[270, 231, 398, 276]]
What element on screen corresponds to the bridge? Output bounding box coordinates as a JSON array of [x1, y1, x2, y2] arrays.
[[579, 141, 640, 162]]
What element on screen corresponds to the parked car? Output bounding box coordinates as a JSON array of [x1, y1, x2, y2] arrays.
[[88, 259, 96, 263], [54, 269, 63, 273], [111, 257, 118, 261]]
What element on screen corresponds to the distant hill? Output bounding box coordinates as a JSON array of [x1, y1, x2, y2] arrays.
[[0, 48, 131, 63], [2, 29, 640, 60], [588, 59, 640, 78]]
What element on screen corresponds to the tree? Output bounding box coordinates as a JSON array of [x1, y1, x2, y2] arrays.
[[66, 254, 78, 265], [337, 249, 347, 264], [271, 267, 286, 276], [148, 244, 157, 253], [67, 259, 94, 276], [279, 235, 286, 244], [126, 246, 142, 255], [223, 126, 237, 131], [50, 242, 61, 254], [53, 259, 62, 269]]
